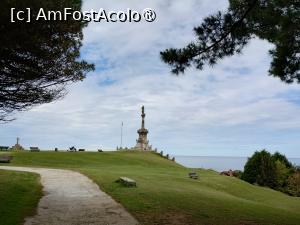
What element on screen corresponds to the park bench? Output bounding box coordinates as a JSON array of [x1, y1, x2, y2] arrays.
[[0, 155, 13, 163], [0, 146, 10, 151], [98, 149, 103, 152], [116, 177, 137, 187], [78, 149, 85, 152], [30, 147, 40, 152], [188, 172, 198, 179]]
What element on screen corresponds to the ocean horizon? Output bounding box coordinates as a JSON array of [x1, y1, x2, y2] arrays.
[[174, 156, 300, 172]]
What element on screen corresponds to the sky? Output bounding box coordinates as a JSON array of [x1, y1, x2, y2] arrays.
[[1, 0, 300, 157]]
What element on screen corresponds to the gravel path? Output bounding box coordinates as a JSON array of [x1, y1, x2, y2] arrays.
[[0, 166, 139, 225]]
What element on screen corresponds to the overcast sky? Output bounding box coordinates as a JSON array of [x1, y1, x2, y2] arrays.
[[1, 0, 300, 157]]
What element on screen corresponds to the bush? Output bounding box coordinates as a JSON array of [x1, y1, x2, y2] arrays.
[[233, 170, 243, 179], [275, 160, 290, 189], [286, 172, 300, 197]]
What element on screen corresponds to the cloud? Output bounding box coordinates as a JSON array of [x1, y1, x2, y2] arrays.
[[1, 0, 300, 157]]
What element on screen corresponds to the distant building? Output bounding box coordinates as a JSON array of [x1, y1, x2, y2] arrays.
[[133, 106, 152, 151]]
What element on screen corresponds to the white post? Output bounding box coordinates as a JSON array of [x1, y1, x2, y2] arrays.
[[121, 121, 123, 148]]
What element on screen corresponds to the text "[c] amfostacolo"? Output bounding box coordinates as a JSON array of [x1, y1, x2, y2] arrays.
[[10, 8, 157, 23]]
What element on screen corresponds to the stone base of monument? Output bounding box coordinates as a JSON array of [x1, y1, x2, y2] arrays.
[[11, 144, 24, 151], [131, 147, 153, 151]]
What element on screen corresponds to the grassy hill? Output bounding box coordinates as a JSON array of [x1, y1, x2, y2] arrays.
[[1, 151, 300, 225], [0, 169, 42, 225]]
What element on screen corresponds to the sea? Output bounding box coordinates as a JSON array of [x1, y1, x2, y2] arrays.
[[174, 156, 300, 172]]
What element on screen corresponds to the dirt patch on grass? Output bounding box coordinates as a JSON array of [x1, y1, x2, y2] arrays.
[[137, 210, 195, 225]]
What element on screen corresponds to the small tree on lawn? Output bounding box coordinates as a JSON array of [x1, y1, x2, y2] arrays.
[[242, 150, 277, 188]]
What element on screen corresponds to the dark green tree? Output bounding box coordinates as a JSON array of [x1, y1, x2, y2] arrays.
[[272, 152, 293, 168], [161, 0, 299, 83], [242, 150, 277, 188], [0, 0, 94, 121]]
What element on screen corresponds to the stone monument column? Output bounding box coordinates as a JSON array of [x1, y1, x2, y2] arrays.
[[134, 106, 151, 151]]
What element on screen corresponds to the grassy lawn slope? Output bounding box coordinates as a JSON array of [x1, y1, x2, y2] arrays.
[[0, 169, 42, 225], [2, 151, 300, 225]]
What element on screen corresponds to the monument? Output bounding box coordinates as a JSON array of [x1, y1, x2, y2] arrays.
[[133, 106, 152, 151], [12, 137, 24, 151]]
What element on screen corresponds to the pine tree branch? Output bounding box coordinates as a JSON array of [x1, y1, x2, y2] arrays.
[[190, 0, 258, 58]]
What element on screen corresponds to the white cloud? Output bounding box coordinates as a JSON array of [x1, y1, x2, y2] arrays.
[[1, 0, 300, 157]]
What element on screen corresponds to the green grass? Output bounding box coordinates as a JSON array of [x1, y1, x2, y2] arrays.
[[0, 169, 42, 225], [1, 151, 300, 225]]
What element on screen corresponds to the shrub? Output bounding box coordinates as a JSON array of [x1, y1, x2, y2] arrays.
[[274, 160, 290, 189], [286, 172, 300, 197]]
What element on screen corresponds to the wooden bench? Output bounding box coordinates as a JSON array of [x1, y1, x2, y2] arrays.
[[0, 146, 10, 151], [188, 172, 198, 179], [78, 149, 85, 152], [0, 155, 13, 163], [30, 147, 40, 152], [116, 177, 137, 187]]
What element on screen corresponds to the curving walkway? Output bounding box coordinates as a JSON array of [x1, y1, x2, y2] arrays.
[[0, 166, 139, 225]]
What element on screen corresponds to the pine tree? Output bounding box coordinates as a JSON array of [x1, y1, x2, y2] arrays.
[[161, 0, 299, 83], [0, 0, 94, 121]]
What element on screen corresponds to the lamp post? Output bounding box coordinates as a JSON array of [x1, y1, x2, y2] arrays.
[[120, 121, 123, 148]]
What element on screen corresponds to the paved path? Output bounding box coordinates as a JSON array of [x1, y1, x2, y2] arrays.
[[0, 166, 139, 225]]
